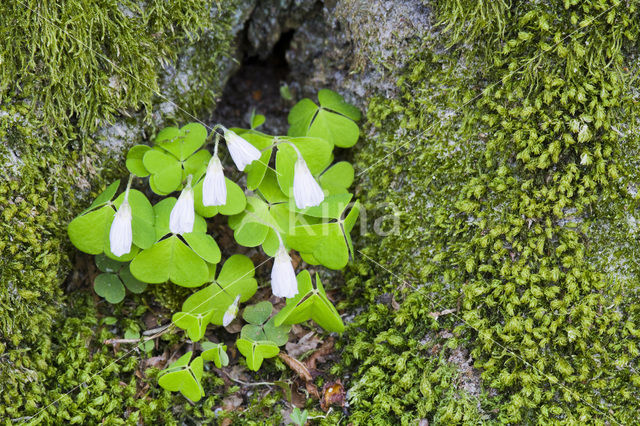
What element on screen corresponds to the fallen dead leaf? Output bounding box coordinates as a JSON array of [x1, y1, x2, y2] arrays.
[[320, 380, 345, 411], [285, 332, 321, 358], [305, 337, 334, 371], [140, 353, 168, 370], [306, 381, 320, 400], [279, 352, 312, 382], [222, 394, 243, 411]]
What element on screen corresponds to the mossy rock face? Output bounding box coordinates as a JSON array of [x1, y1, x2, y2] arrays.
[[334, 0, 640, 423]]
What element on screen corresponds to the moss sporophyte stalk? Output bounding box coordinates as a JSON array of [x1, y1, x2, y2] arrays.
[[67, 90, 362, 400]]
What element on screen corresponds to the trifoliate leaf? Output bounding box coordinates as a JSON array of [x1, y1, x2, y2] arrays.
[[94, 273, 126, 304], [236, 339, 279, 371], [158, 352, 204, 402], [172, 310, 214, 342], [129, 235, 209, 287], [144, 149, 183, 194], [201, 342, 229, 368], [274, 271, 344, 332], [242, 301, 273, 325], [126, 145, 151, 177], [155, 123, 207, 161]]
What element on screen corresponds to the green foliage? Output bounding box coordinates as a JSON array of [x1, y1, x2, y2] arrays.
[[290, 407, 309, 425], [347, 0, 640, 423], [0, 0, 228, 137], [275, 271, 345, 332], [66, 89, 362, 401]]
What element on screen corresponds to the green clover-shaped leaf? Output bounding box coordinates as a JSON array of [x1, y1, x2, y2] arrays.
[[287, 201, 360, 269], [94, 273, 126, 304], [172, 310, 214, 342], [319, 161, 354, 194], [129, 235, 211, 287], [236, 338, 280, 371], [241, 318, 290, 347], [201, 342, 229, 368], [158, 352, 204, 402], [155, 123, 207, 161], [274, 271, 344, 332], [144, 123, 210, 195], [242, 301, 273, 325], [126, 145, 151, 177], [181, 255, 258, 325], [287, 90, 360, 148]]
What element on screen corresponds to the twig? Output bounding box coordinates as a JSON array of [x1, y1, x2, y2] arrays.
[[103, 324, 171, 345]]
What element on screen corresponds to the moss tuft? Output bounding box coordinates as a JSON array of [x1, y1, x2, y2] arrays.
[[345, 0, 640, 423]]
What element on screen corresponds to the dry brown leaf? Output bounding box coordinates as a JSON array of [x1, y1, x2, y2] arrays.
[[285, 332, 321, 358], [222, 394, 243, 411], [305, 381, 320, 400], [279, 352, 312, 382], [305, 337, 334, 371]]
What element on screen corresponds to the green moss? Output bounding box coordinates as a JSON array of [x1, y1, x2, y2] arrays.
[[0, 0, 232, 137], [345, 0, 640, 423], [0, 1, 238, 420], [0, 291, 234, 424]]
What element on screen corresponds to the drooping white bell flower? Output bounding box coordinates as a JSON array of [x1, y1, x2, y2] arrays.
[[224, 129, 261, 171], [202, 155, 227, 206], [222, 295, 241, 327], [293, 157, 324, 209], [109, 198, 133, 257], [271, 243, 298, 298], [170, 178, 195, 234]]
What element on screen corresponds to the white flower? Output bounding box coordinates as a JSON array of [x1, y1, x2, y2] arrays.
[[202, 155, 227, 206], [170, 181, 195, 234], [222, 295, 241, 326], [293, 157, 324, 209], [271, 244, 298, 298], [109, 198, 132, 257], [224, 130, 261, 171]]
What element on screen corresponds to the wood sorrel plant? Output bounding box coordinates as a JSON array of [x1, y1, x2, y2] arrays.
[[67, 90, 361, 401]]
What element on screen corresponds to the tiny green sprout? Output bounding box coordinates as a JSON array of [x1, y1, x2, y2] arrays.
[[290, 407, 309, 426], [67, 89, 361, 401]]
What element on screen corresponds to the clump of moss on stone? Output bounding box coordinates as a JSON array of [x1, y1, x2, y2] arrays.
[[0, 0, 231, 137], [0, 1, 238, 419], [344, 0, 640, 423], [0, 291, 234, 424]]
